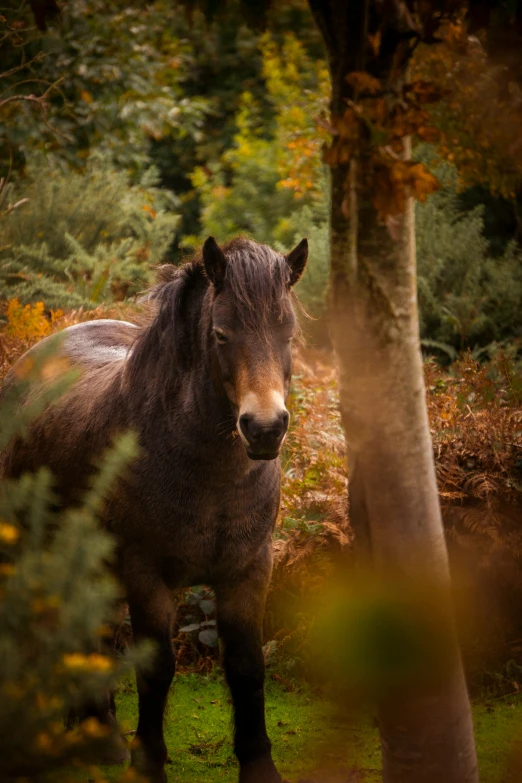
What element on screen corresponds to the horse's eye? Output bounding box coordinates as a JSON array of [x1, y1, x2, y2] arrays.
[[214, 329, 228, 345]]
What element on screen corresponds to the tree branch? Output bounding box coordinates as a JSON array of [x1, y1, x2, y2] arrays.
[[0, 52, 46, 82], [0, 92, 45, 109], [0, 77, 72, 142]]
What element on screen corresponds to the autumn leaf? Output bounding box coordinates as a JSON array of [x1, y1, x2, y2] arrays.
[[416, 125, 440, 143], [368, 31, 382, 57], [371, 160, 440, 219], [142, 204, 157, 219], [5, 299, 52, 342], [408, 80, 443, 104], [406, 162, 441, 202], [346, 71, 382, 95]]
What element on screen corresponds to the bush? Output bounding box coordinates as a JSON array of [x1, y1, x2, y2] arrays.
[[279, 199, 330, 325], [415, 150, 522, 358], [0, 342, 143, 779], [0, 155, 179, 310], [183, 34, 332, 339], [183, 91, 300, 249]]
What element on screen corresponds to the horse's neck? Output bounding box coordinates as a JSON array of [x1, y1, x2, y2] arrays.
[[183, 364, 236, 438], [125, 301, 242, 452], [130, 345, 233, 437]]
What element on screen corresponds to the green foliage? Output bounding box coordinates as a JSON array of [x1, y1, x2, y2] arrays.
[[0, 336, 79, 447], [183, 33, 329, 248], [0, 355, 142, 779], [415, 152, 522, 355], [279, 198, 330, 325], [148, 7, 325, 243], [191, 118, 522, 351], [177, 587, 218, 650], [0, 155, 179, 309], [185, 34, 331, 331], [1, 0, 211, 174], [184, 90, 299, 248]]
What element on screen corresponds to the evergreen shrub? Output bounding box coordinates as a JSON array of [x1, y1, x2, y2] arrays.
[[0, 155, 179, 310], [0, 343, 143, 779], [415, 155, 522, 358]]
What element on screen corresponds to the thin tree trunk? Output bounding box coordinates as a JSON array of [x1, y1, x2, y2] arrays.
[[306, 0, 479, 776], [329, 148, 479, 782]]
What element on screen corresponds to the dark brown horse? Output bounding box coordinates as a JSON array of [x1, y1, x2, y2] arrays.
[[1, 236, 308, 783]]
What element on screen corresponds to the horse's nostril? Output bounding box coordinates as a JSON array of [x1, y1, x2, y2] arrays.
[[270, 418, 285, 439], [239, 411, 289, 447], [239, 413, 255, 440]]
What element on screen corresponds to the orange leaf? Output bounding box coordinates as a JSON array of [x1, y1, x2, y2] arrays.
[[346, 71, 382, 95]]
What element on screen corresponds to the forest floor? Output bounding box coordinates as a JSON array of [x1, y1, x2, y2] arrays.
[[74, 671, 522, 783]]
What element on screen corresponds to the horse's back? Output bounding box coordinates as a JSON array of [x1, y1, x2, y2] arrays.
[[1, 319, 137, 482], [11, 319, 138, 376]]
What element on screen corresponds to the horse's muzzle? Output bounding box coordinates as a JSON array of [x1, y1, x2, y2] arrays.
[[239, 411, 289, 461]]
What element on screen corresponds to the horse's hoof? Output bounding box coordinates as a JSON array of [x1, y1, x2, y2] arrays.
[[239, 756, 283, 783]]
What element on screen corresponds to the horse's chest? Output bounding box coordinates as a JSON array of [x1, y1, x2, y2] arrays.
[[127, 456, 280, 585]]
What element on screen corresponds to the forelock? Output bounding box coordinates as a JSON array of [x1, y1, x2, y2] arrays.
[[221, 238, 292, 327]]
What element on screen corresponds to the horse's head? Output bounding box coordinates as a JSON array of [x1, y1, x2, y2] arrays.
[[203, 236, 308, 461]]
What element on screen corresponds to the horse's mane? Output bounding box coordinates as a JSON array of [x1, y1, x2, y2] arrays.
[[124, 259, 206, 408], [144, 237, 292, 323], [124, 238, 293, 408]]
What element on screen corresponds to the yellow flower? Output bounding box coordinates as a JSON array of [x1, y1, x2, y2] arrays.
[[0, 523, 19, 544], [86, 765, 108, 783], [81, 718, 110, 738], [35, 732, 54, 753], [120, 768, 139, 782], [35, 693, 63, 712], [63, 653, 89, 669], [63, 652, 113, 671], [33, 594, 61, 612], [87, 653, 113, 671]]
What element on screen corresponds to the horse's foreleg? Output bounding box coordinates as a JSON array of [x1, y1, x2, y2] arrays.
[[126, 563, 175, 783], [216, 554, 282, 783]]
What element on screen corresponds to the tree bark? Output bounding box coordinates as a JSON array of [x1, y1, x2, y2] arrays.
[[308, 2, 479, 780], [330, 155, 478, 783]]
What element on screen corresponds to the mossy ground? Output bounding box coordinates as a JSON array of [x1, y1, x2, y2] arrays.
[[71, 671, 522, 782]]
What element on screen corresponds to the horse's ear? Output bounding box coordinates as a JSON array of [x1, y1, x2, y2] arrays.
[[286, 238, 308, 286], [203, 236, 227, 289]]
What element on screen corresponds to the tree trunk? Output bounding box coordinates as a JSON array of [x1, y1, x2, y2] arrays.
[[308, 2, 479, 780], [330, 153, 478, 783]]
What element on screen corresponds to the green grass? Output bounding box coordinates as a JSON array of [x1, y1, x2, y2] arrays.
[[74, 672, 522, 782], [474, 696, 522, 783]]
